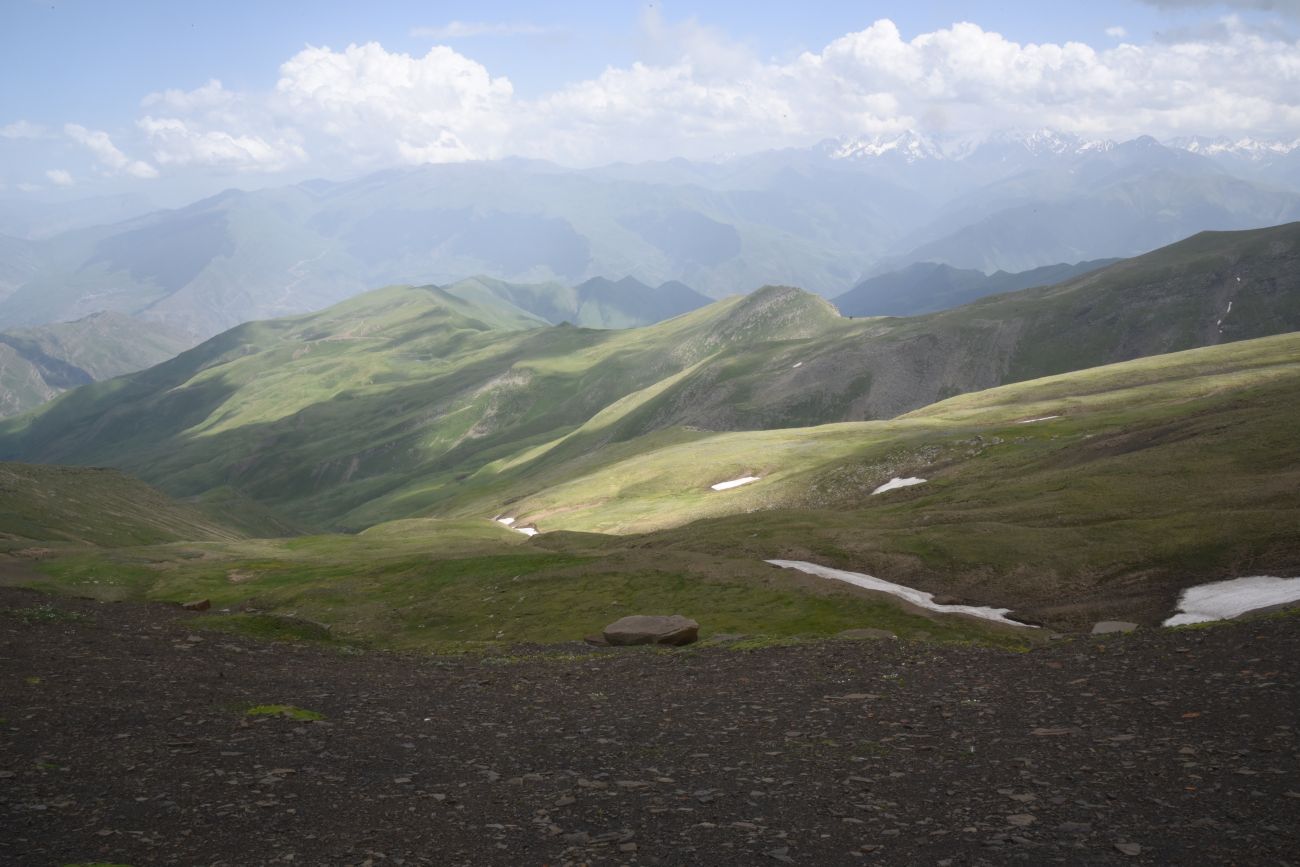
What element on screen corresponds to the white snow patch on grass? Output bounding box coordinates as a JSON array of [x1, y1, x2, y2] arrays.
[[515, 527, 539, 537], [871, 477, 926, 495], [792, 362, 803, 368], [711, 476, 760, 491], [766, 560, 1036, 628], [1163, 575, 1300, 626], [1017, 415, 1060, 424], [495, 517, 516, 526]]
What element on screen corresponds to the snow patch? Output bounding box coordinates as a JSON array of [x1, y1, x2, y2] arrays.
[[766, 560, 1036, 627], [515, 527, 539, 537], [1163, 575, 1300, 626], [711, 476, 760, 491], [1016, 415, 1060, 424], [871, 477, 927, 495], [495, 516, 516, 526], [792, 362, 803, 368]]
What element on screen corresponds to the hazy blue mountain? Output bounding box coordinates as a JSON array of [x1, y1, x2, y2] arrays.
[[0, 193, 158, 240], [834, 259, 1118, 317], [0, 311, 196, 418], [1, 132, 1297, 337]]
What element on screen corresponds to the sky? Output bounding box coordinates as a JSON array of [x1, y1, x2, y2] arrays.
[[2, 0, 1299, 204]]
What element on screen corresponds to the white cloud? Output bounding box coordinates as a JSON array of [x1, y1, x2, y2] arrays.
[[411, 21, 553, 39], [45, 168, 74, 187], [1106, 25, 1129, 38], [142, 78, 235, 113], [1, 120, 46, 139], [64, 123, 159, 178], [138, 116, 305, 172], [131, 18, 1300, 171], [16, 182, 41, 193], [273, 42, 513, 165]]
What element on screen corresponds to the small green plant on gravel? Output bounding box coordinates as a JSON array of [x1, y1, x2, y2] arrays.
[[6, 603, 88, 624], [244, 704, 324, 721]]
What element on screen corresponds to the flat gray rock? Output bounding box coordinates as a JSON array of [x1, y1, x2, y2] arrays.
[[603, 614, 699, 646], [1091, 620, 1139, 635]]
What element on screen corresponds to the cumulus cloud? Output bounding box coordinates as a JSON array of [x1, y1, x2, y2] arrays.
[[411, 21, 554, 39], [142, 78, 236, 113], [45, 169, 74, 187], [138, 116, 305, 172], [128, 17, 1300, 171], [273, 42, 513, 165], [1, 120, 46, 139], [64, 124, 159, 178]]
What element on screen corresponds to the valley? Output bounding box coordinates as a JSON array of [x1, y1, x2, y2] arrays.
[[5, 9, 1300, 864]]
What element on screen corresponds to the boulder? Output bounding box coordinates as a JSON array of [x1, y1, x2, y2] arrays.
[[603, 614, 699, 647], [181, 599, 211, 611], [835, 628, 896, 641], [1091, 620, 1138, 635]]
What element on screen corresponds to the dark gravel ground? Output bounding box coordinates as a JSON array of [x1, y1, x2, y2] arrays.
[[1, 585, 1297, 867]]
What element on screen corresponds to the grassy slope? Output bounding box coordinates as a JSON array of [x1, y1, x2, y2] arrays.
[[466, 333, 1300, 628], [6, 333, 1296, 651], [0, 224, 1296, 537], [0, 462, 245, 551], [0, 311, 197, 418]]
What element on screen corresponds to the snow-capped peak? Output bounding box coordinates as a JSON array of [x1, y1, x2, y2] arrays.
[[1169, 135, 1300, 160], [822, 128, 1114, 163], [827, 130, 944, 163]]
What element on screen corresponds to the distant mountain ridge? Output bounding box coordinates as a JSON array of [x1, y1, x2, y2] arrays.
[[1, 131, 1299, 336], [0, 311, 196, 419], [2, 222, 1295, 531], [833, 259, 1118, 317]]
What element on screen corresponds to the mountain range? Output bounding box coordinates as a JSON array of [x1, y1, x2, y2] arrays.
[[4, 222, 1295, 533], [2, 222, 1297, 639], [2, 131, 1299, 338]]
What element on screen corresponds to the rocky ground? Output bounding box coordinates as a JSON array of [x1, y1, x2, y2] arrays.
[[1, 585, 1297, 866]]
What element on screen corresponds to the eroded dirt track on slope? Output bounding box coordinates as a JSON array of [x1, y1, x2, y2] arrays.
[[1, 586, 1297, 866]]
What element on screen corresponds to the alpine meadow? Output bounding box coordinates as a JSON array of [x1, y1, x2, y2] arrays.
[[1, 3, 1298, 865]]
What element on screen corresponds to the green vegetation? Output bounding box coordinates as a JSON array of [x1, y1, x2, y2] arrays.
[[0, 311, 196, 419], [4, 602, 88, 624], [1, 227, 1297, 645], [244, 704, 324, 721], [0, 463, 246, 552]]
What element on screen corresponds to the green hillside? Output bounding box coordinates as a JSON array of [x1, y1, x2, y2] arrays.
[[0, 462, 245, 551], [6, 332, 1296, 649], [441, 275, 710, 329], [0, 311, 196, 418], [2, 225, 1297, 533]]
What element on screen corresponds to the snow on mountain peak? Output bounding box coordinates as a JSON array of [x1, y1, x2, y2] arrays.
[[824, 128, 1113, 163], [1169, 135, 1300, 159]]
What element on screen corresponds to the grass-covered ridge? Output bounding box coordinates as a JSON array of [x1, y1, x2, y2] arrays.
[[0, 463, 245, 552], [4, 333, 1297, 646], [3, 223, 1298, 534]]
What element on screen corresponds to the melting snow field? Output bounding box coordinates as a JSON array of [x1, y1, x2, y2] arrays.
[[1017, 415, 1061, 424], [1163, 575, 1300, 626], [871, 477, 926, 495], [766, 560, 1035, 627], [494, 516, 538, 536], [711, 476, 760, 491]]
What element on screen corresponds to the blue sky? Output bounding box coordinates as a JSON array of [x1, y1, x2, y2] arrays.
[[2, 0, 1298, 202]]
